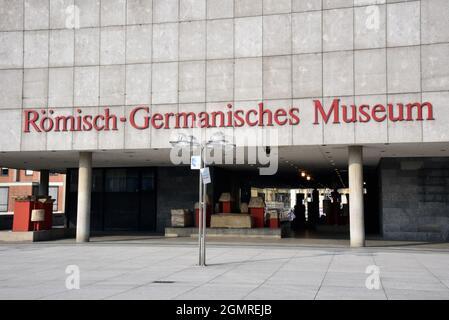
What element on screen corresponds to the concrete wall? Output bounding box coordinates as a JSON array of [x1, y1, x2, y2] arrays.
[[0, 0, 449, 151], [380, 157, 449, 241]]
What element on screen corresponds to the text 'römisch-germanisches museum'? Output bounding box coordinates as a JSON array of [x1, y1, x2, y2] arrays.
[[1, 0, 449, 246]]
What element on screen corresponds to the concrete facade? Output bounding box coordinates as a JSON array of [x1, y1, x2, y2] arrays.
[[0, 0, 449, 242], [0, 0, 448, 151]]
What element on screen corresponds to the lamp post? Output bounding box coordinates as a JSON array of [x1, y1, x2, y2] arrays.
[[170, 132, 234, 267]]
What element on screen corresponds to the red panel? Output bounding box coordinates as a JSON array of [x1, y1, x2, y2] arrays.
[[12, 201, 34, 232], [221, 201, 231, 214], [195, 207, 212, 227], [268, 218, 280, 229], [35, 201, 53, 230], [250, 208, 265, 228]]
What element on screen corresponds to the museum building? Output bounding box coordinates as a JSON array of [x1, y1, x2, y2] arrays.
[[1, 0, 449, 245]]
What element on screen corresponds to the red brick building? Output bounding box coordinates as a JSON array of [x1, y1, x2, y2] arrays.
[[0, 168, 65, 214]]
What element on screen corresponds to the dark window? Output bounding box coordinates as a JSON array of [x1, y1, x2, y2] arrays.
[[1, 168, 8, 176], [49, 186, 59, 211], [0, 187, 8, 212], [141, 170, 155, 191], [105, 169, 139, 192], [69, 170, 78, 192]]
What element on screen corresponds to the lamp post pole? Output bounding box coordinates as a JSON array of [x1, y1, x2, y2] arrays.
[[171, 132, 233, 268], [198, 145, 203, 266], [201, 145, 207, 266]]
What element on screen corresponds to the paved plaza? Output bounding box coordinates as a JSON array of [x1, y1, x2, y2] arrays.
[[0, 237, 449, 300]]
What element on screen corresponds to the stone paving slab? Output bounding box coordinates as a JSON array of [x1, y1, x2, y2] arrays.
[[0, 239, 449, 300]]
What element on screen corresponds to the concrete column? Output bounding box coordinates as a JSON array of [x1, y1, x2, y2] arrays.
[[348, 146, 365, 247], [39, 170, 49, 196], [76, 152, 92, 243]]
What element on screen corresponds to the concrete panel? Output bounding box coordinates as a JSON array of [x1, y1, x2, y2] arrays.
[[24, 31, 49, 68], [233, 100, 265, 147], [422, 43, 449, 92], [387, 2, 420, 47], [180, 102, 206, 143], [0, 109, 21, 151], [263, 14, 291, 56], [263, 56, 291, 100], [354, 0, 386, 5], [75, 28, 100, 66], [23, 68, 48, 108], [323, 96, 355, 145], [292, 98, 323, 146], [152, 62, 178, 104], [49, 29, 74, 67], [153, 0, 178, 23], [235, 17, 262, 58], [180, 0, 206, 21], [206, 59, 233, 102], [354, 95, 388, 144], [152, 23, 178, 62], [99, 65, 125, 106], [24, 0, 49, 30], [124, 105, 151, 149], [100, 0, 126, 27], [126, 64, 151, 106], [207, 19, 233, 60], [354, 4, 386, 49], [205, 102, 232, 146], [48, 67, 74, 108], [292, 11, 322, 54], [292, 53, 322, 98], [150, 104, 178, 148], [74, 66, 99, 107], [21, 115, 47, 151], [263, 0, 291, 15], [262, 99, 293, 146], [423, 92, 449, 142], [179, 21, 206, 61], [0, 70, 22, 109], [235, 58, 262, 101], [46, 107, 73, 150], [50, 0, 73, 29], [387, 93, 422, 143], [207, 0, 233, 19], [0, 32, 23, 69], [127, 0, 152, 25], [323, 51, 354, 97], [72, 107, 98, 150], [0, 0, 23, 31], [235, 0, 262, 17], [179, 61, 206, 103], [387, 46, 420, 94], [355, 48, 386, 95], [323, 8, 353, 52], [75, 0, 100, 28], [98, 105, 125, 150], [323, 0, 353, 9], [421, 0, 449, 44], [100, 26, 125, 65], [126, 24, 152, 64], [292, 0, 321, 12]]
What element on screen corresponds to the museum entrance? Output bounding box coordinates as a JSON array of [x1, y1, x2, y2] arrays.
[[211, 164, 381, 239]]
